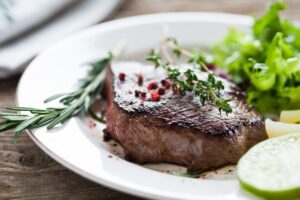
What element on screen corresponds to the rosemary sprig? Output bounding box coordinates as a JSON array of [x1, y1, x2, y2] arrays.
[[147, 37, 232, 115], [0, 53, 113, 142]]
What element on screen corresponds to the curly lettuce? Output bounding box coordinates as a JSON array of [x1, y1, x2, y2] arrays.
[[213, 0, 300, 114]]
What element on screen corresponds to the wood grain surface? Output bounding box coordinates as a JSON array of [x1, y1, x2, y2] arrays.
[[1, 0, 300, 199]]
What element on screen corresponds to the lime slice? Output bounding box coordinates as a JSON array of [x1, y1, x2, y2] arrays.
[[237, 132, 300, 200]]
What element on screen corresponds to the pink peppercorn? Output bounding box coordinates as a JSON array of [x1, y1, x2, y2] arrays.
[[137, 74, 143, 86], [147, 82, 158, 90], [140, 91, 147, 98], [118, 72, 126, 81], [151, 91, 160, 102], [135, 90, 140, 97], [207, 64, 217, 71], [158, 87, 165, 95], [161, 79, 171, 89]]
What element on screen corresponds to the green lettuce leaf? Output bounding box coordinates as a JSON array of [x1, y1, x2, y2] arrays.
[[253, 1, 286, 43], [212, 0, 300, 114]]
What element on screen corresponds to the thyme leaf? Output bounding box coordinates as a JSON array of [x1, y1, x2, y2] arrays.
[[147, 38, 232, 115]]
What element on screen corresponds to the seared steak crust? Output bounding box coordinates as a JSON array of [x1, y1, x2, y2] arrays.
[[105, 62, 267, 172]]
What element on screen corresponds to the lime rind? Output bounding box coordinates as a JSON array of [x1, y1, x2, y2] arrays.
[[237, 132, 300, 200], [238, 176, 300, 200]]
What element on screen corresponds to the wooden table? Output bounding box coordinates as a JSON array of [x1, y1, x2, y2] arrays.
[[1, 0, 299, 199]]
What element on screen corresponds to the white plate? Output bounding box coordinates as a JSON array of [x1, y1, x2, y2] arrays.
[[17, 13, 258, 200]]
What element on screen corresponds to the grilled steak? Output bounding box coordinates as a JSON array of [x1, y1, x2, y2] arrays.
[[105, 62, 267, 172]]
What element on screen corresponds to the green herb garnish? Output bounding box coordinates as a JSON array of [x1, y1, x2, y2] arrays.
[[180, 172, 201, 178], [0, 53, 113, 142], [213, 0, 300, 114], [147, 38, 232, 115]]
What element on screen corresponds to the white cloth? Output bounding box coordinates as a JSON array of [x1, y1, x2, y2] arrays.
[[0, 0, 122, 78], [0, 0, 78, 45]]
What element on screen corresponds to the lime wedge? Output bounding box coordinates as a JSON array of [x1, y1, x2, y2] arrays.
[[237, 132, 300, 200]]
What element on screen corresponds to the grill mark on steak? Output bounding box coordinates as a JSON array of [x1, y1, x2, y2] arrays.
[[105, 62, 268, 172]]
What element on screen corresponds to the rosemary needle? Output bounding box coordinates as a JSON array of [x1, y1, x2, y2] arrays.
[[0, 53, 112, 142]]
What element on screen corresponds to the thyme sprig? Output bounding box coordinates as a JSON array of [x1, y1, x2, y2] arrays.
[[0, 53, 113, 142], [164, 37, 211, 71], [147, 37, 232, 115]]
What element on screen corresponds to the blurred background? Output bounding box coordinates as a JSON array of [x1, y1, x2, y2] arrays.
[[0, 0, 299, 199]]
